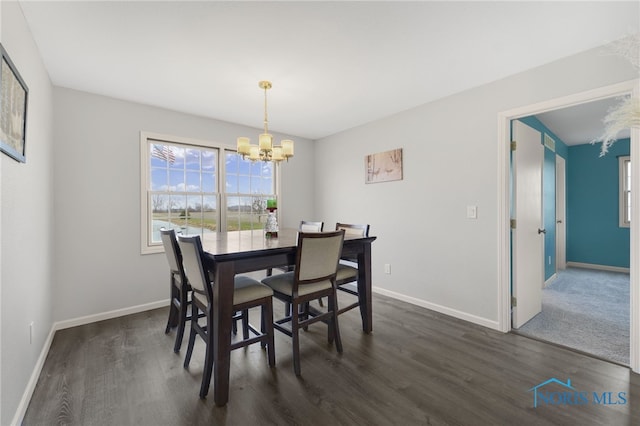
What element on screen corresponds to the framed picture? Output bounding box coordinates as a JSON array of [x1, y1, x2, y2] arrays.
[[0, 43, 28, 163], [365, 148, 403, 184]]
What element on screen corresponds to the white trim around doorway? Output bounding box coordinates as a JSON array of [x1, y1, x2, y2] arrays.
[[497, 79, 640, 372]]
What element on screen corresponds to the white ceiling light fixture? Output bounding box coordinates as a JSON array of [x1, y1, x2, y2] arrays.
[[237, 81, 294, 163]]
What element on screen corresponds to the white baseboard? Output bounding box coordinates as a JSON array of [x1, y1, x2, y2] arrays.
[[544, 273, 557, 287], [55, 299, 168, 330], [11, 299, 169, 426], [566, 261, 630, 274], [372, 286, 501, 331], [10, 326, 56, 426]]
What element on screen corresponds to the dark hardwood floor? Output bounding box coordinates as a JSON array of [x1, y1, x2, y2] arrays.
[[23, 293, 640, 425]]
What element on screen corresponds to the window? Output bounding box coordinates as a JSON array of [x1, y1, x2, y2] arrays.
[[225, 151, 275, 231], [619, 156, 630, 228], [140, 132, 277, 253]]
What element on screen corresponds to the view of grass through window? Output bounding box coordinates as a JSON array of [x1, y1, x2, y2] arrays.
[[225, 151, 275, 231], [148, 141, 275, 244]]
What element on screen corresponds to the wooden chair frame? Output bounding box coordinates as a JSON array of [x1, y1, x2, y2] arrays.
[[160, 229, 193, 353], [265, 230, 344, 376], [335, 223, 370, 316], [178, 234, 275, 398]]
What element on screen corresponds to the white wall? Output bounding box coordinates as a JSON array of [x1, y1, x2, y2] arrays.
[[315, 44, 638, 328], [1, 2, 54, 424], [52, 88, 315, 322]]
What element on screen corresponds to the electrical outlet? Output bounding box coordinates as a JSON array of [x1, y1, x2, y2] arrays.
[[384, 264, 391, 274]]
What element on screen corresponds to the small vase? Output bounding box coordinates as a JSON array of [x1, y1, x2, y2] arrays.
[[265, 210, 278, 238]]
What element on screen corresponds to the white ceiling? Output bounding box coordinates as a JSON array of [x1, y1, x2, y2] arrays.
[[536, 97, 631, 146], [16, 1, 640, 141]]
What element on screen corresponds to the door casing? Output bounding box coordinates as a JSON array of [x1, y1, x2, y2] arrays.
[[556, 155, 567, 271]]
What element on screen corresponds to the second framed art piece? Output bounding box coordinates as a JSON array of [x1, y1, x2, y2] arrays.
[[365, 148, 403, 184], [0, 43, 29, 163]]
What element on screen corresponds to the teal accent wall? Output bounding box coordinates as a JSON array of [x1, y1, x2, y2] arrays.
[[518, 117, 569, 281], [567, 138, 630, 268]]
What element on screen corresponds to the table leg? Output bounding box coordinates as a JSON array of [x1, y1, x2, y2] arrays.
[[357, 243, 373, 333], [213, 261, 235, 406]]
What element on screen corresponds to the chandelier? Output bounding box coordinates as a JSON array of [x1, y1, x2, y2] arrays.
[[236, 81, 294, 163]]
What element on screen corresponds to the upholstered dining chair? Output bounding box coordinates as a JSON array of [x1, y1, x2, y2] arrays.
[[334, 223, 370, 317], [266, 220, 324, 278], [161, 229, 245, 349], [161, 229, 247, 353], [261, 230, 345, 376], [177, 234, 276, 399], [160, 228, 193, 353]]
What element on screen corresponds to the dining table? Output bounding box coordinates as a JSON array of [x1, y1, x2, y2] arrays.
[[199, 227, 377, 406]]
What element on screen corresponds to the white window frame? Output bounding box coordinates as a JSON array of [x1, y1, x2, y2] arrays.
[[140, 131, 279, 254], [620, 155, 631, 228]]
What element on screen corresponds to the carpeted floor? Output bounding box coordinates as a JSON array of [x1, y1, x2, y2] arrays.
[[516, 267, 629, 365]]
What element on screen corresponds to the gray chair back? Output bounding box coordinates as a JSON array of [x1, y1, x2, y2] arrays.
[[336, 223, 370, 237], [295, 230, 344, 284], [177, 235, 212, 304], [300, 220, 324, 232], [160, 229, 183, 276]]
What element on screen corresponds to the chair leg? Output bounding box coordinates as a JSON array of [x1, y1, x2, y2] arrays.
[[165, 284, 179, 334], [165, 303, 177, 334], [232, 313, 238, 335], [330, 290, 343, 353], [183, 305, 198, 368], [260, 307, 266, 348], [291, 301, 302, 376], [327, 295, 335, 344], [263, 300, 276, 367], [199, 313, 214, 399], [173, 287, 190, 353], [173, 302, 188, 353], [302, 302, 310, 332], [242, 309, 250, 340]]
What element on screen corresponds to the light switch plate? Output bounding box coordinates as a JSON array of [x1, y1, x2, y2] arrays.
[[467, 205, 477, 219]]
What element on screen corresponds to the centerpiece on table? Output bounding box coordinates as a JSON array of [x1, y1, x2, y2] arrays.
[[265, 199, 278, 238]]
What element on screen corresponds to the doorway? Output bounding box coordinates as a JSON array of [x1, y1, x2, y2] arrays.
[[513, 109, 631, 364], [497, 79, 640, 372]]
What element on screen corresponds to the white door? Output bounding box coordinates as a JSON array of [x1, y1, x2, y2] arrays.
[[512, 120, 544, 329], [556, 155, 567, 270]]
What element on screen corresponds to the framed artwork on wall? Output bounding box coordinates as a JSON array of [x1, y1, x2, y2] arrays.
[[0, 43, 28, 163], [365, 148, 403, 184]]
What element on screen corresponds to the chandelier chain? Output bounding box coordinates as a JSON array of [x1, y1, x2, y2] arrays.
[[263, 84, 269, 134]]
